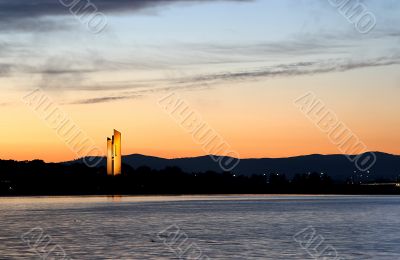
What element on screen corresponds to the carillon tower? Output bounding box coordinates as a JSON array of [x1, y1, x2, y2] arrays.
[[107, 129, 122, 176]]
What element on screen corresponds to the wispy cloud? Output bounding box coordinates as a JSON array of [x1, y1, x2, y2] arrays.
[[69, 94, 142, 105], [181, 56, 400, 84], [65, 55, 400, 105], [0, 63, 11, 77], [184, 37, 353, 58], [68, 83, 212, 105]]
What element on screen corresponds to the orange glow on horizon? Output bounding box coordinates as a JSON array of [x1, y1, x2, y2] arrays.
[[1, 68, 400, 163]]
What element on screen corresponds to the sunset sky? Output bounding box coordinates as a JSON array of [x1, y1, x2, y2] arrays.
[[0, 0, 399, 162]]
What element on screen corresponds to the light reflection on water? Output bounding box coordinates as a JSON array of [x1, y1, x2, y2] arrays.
[[0, 195, 400, 259]]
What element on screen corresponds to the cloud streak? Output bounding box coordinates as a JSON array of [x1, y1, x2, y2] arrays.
[[180, 56, 400, 83], [69, 94, 142, 105], [69, 82, 212, 105], [67, 55, 400, 105]]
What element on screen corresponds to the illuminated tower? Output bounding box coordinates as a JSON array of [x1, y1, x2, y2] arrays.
[[107, 138, 113, 175], [107, 130, 122, 176]]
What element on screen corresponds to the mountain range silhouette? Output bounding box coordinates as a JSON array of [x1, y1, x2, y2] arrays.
[[70, 152, 400, 181]]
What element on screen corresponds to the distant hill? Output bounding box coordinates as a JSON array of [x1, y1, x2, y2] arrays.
[[68, 152, 400, 181]]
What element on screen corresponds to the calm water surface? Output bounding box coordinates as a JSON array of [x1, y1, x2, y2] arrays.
[[0, 195, 399, 259]]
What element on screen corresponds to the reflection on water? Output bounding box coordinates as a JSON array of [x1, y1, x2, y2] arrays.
[[107, 195, 123, 203], [0, 195, 400, 259]]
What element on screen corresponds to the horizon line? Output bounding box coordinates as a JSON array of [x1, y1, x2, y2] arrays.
[[1, 151, 396, 164]]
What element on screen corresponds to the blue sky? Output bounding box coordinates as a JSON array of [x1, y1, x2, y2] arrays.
[[1, 0, 399, 101]]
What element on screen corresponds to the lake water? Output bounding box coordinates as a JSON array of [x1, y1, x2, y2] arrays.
[[0, 195, 399, 259]]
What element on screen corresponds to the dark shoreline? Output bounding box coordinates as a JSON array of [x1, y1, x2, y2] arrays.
[[1, 193, 400, 199], [2, 160, 400, 196], [2, 188, 400, 197]]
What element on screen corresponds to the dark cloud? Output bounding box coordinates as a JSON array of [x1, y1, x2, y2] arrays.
[[0, 0, 250, 17], [0, 0, 250, 31], [0, 18, 72, 32]]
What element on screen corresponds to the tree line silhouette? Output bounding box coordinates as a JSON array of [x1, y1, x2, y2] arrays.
[[0, 160, 399, 195]]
